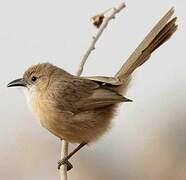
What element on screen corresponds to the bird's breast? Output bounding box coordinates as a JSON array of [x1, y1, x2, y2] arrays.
[[23, 87, 68, 136], [22, 87, 115, 143], [23, 87, 49, 123]]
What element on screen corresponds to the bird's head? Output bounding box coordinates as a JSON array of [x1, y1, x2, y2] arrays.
[[7, 63, 56, 92]]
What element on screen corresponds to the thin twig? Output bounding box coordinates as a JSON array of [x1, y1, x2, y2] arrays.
[[59, 141, 68, 180], [59, 2, 126, 180], [76, 2, 126, 76]]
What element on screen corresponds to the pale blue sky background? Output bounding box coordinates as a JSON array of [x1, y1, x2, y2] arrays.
[[0, 0, 185, 180]]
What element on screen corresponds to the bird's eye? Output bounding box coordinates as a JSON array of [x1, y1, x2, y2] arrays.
[[31, 76, 37, 82]]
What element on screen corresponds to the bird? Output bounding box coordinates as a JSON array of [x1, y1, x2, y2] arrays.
[[7, 8, 177, 171]]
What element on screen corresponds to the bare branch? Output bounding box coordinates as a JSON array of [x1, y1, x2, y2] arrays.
[[76, 2, 126, 76]]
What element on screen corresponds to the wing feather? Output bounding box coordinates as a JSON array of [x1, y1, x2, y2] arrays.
[[52, 77, 128, 113]]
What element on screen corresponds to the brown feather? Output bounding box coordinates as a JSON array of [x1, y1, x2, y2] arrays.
[[115, 8, 177, 80], [16, 8, 177, 144]]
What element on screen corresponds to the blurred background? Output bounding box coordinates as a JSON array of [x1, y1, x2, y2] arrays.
[[0, 0, 185, 179]]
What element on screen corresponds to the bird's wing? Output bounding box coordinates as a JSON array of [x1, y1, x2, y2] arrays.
[[54, 77, 130, 113], [74, 88, 131, 111]]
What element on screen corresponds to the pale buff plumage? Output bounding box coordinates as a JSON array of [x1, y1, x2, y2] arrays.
[[8, 9, 177, 144], [23, 64, 119, 143]]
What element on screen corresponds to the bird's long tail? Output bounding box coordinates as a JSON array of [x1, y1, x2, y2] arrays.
[[115, 8, 177, 81]]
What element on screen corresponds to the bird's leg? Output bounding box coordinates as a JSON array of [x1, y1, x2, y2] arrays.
[[58, 142, 87, 171]]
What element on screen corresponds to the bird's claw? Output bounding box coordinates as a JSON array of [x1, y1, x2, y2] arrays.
[[58, 157, 73, 171]]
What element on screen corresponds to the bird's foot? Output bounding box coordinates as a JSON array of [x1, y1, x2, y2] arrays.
[[58, 157, 73, 171]]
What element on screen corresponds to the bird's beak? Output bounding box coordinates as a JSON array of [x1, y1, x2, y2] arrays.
[[7, 78, 27, 88], [123, 97, 133, 102]]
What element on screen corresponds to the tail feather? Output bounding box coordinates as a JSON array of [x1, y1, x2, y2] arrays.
[[132, 17, 177, 69], [115, 8, 177, 80], [149, 17, 177, 53]]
